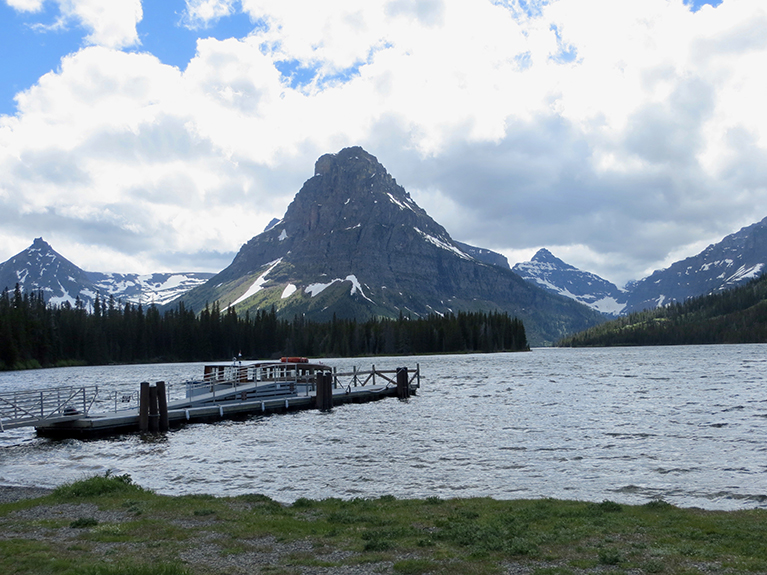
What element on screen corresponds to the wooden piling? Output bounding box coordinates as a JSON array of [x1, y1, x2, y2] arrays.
[[139, 381, 150, 432], [316, 372, 333, 410], [396, 367, 410, 399], [148, 384, 159, 432], [156, 381, 168, 432]]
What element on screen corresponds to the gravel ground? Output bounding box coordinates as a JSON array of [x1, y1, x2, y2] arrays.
[[0, 485, 54, 503]]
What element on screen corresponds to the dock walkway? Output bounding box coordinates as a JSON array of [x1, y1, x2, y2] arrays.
[[1, 364, 420, 438]]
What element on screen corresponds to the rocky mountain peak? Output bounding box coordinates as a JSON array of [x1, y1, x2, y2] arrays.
[[286, 146, 424, 234], [30, 237, 51, 251], [174, 147, 603, 345], [228, 146, 441, 278], [530, 248, 573, 268], [513, 249, 627, 316]]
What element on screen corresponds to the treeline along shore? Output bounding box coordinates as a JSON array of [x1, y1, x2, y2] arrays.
[[0, 285, 528, 370], [558, 273, 767, 347]]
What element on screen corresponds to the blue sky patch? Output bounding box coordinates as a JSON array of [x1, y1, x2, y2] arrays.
[[684, 0, 723, 12], [0, 2, 83, 115], [275, 59, 321, 89], [135, 2, 258, 70], [549, 24, 577, 64], [0, 0, 259, 116]]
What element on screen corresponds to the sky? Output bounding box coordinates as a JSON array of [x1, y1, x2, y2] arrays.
[[1, 0, 765, 288]]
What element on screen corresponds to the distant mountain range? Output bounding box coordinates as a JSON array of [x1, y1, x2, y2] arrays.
[[170, 146, 602, 346], [559, 271, 767, 347], [512, 249, 627, 315], [4, 146, 766, 343], [513, 217, 767, 316], [0, 238, 213, 307]]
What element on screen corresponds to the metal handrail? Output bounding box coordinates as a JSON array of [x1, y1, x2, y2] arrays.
[[0, 385, 99, 431]]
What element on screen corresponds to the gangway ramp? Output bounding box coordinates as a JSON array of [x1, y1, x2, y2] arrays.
[[0, 385, 98, 431]]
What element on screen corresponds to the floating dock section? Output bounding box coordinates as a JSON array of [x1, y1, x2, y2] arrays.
[[0, 362, 420, 439]]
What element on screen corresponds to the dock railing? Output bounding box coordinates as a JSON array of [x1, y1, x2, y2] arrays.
[[180, 363, 420, 402], [0, 385, 99, 431], [332, 363, 420, 391]]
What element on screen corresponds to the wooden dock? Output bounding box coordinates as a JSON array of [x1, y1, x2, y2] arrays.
[[1, 363, 420, 439]]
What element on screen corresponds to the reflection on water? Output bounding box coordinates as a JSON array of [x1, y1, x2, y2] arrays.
[[1, 345, 766, 510]]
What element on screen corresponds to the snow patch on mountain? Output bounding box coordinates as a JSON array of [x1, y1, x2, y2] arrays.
[[281, 284, 297, 299], [414, 228, 471, 259], [228, 259, 282, 308], [725, 263, 763, 285], [305, 275, 374, 302], [387, 192, 416, 212], [305, 279, 340, 297]]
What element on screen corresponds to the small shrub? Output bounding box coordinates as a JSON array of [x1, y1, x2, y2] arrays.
[[644, 499, 674, 511], [54, 472, 144, 499], [193, 509, 215, 517], [598, 500, 623, 513], [70, 517, 99, 528], [363, 538, 392, 552], [598, 548, 622, 565], [238, 493, 273, 503], [587, 500, 623, 515], [292, 497, 314, 508]]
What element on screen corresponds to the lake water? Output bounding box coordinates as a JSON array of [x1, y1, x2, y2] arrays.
[[1, 345, 766, 510]]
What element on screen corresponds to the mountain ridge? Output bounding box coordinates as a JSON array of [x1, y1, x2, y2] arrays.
[[514, 216, 767, 316], [171, 146, 603, 345], [0, 238, 214, 308]]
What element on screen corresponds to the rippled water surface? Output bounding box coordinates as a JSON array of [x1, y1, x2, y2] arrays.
[[1, 345, 766, 510]]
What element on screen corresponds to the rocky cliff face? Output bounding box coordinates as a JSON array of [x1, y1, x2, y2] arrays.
[[175, 147, 603, 345]]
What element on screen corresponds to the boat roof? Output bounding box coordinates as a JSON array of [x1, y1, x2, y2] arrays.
[[203, 359, 329, 368]]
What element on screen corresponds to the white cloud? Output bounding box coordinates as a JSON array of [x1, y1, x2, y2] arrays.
[[7, 0, 142, 48], [68, 0, 142, 48], [1, 0, 767, 286], [5, 0, 44, 11], [182, 0, 238, 29]]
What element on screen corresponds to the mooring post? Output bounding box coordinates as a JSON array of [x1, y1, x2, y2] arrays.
[[156, 381, 169, 432], [148, 383, 159, 432], [417, 363, 420, 388], [139, 381, 150, 432], [316, 372, 333, 410], [397, 367, 410, 399]]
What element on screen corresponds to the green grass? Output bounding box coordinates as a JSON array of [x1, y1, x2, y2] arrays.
[[2, 474, 767, 574]]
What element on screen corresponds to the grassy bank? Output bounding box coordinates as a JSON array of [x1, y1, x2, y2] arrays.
[[1, 474, 766, 575]]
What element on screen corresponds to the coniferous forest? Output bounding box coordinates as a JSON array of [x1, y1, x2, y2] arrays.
[[0, 285, 529, 370], [559, 273, 767, 347]]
